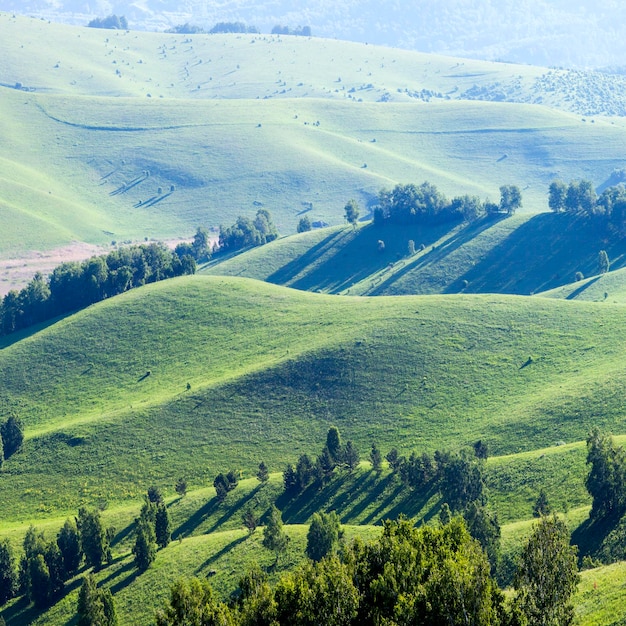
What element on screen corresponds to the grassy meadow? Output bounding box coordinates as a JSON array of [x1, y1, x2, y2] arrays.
[[2, 12, 626, 276]]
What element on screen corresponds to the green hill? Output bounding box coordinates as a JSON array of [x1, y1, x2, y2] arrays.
[[2, 13, 626, 287], [2, 275, 626, 525], [206, 212, 626, 296]]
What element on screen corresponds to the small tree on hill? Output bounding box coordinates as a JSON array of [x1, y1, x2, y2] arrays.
[[133, 519, 156, 571], [326, 426, 343, 464], [306, 511, 342, 562], [175, 477, 187, 497], [344, 441, 360, 471], [155, 503, 171, 549], [297, 216, 312, 233], [344, 199, 360, 229], [533, 489, 552, 518], [370, 443, 383, 472], [499, 184, 522, 215], [0, 538, 17, 605], [77, 574, 117, 626], [214, 473, 230, 501], [598, 249, 610, 274], [513, 515, 579, 626], [262, 505, 289, 564], [257, 461, 269, 483], [57, 518, 82, 579], [1, 415, 24, 458], [548, 180, 567, 213], [77, 508, 109, 571], [147, 485, 163, 505]]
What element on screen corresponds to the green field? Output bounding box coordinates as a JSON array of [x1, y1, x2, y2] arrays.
[[2, 12, 626, 275]]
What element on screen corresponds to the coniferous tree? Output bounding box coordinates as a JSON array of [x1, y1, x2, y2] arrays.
[[175, 477, 187, 497], [155, 502, 172, 549], [0, 538, 17, 605], [77, 508, 109, 571], [57, 518, 82, 579], [262, 505, 289, 564], [344, 441, 360, 471], [370, 443, 383, 472], [133, 519, 157, 571], [533, 489, 553, 518], [283, 463, 298, 495], [77, 574, 117, 626], [326, 427, 343, 464], [257, 461, 269, 483], [0, 415, 23, 458]]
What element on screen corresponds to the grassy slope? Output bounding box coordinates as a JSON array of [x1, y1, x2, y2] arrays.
[[207, 212, 626, 296], [2, 13, 626, 259], [2, 275, 626, 525]]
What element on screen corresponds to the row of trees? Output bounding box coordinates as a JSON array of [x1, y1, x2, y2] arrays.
[[0, 242, 196, 337], [218, 209, 279, 252], [0, 508, 112, 609], [132, 487, 172, 571], [157, 513, 578, 626], [87, 15, 128, 29], [363, 182, 522, 228], [548, 177, 626, 219]]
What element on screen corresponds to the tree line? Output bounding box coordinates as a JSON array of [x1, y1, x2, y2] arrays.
[[0, 241, 198, 338], [357, 182, 522, 228], [549, 176, 626, 231]]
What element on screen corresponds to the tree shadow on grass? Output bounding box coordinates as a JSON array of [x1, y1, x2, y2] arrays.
[[571, 512, 623, 562], [195, 534, 248, 575], [109, 562, 141, 595], [205, 485, 262, 535], [172, 497, 221, 540]]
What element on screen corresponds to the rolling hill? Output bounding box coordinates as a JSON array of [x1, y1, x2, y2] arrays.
[[2, 13, 626, 293], [205, 212, 626, 296]]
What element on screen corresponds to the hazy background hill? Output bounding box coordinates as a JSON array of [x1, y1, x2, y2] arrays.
[[4, 0, 626, 69]]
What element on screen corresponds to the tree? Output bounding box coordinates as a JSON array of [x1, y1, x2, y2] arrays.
[[439, 502, 452, 525], [213, 473, 230, 501], [548, 180, 567, 213], [77, 574, 117, 626], [306, 511, 342, 562], [295, 454, 314, 491], [513, 515, 579, 626], [274, 556, 358, 626], [175, 477, 187, 497], [283, 463, 298, 494], [499, 184, 522, 215], [463, 502, 501, 575], [533, 489, 553, 518], [297, 216, 312, 233], [156, 578, 235, 626], [147, 485, 163, 505], [326, 426, 343, 464], [155, 502, 171, 549], [585, 428, 626, 519], [77, 508, 109, 570], [370, 443, 383, 472], [257, 461, 269, 483], [344, 440, 359, 471], [1, 415, 24, 458], [439, 450, 485, 512], [57, 518, 82, 579], [344, 199, 360, 228], [262, 505, 289, 564], [386, 448, 402, 472], [0, 539, 17, 605], [192, 226, 211, 262], [28, 553, 52, 608], [242, 508, 259, 534], [598, 249, 610, 274], [473, 439, 489, 460], [133, 519, 157, 571]]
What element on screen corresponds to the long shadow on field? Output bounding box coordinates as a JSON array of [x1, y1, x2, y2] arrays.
[[173, 497, 221, 539], [109, 561, 141, 595], [452, 213, 626, 295], [565, 275, 601, 300], [571, 512, 624, 563], [195, 534, 248, 575], [267, 229, 351, 287], [204, 485, 262, 534], [370, 216, 501, 295]]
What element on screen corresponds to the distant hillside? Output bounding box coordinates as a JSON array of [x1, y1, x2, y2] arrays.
[[206, 212, 626, 296], [2, 14, 626, 290], [4, 0, 626, 69]]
